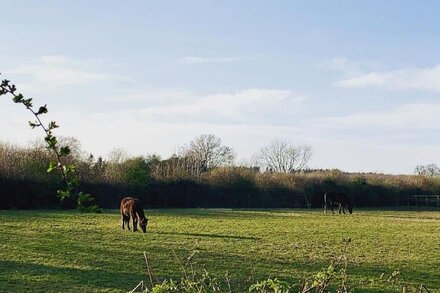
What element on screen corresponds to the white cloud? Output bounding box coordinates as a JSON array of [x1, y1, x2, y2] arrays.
[[313, 102, 440, 130], [119, 88, 306, 124], [8, 55, 125, 91], [109, 88, 196, 106], [40, 55, 70, 64], [0, 87, 307, 161], [336, 64, 440, 91], [182, 56, 245, 64], [318, 57, 382, 76]]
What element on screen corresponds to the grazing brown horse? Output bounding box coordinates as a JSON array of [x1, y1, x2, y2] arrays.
[[120, 197, 148, 232], [324, 191, 353, 214]]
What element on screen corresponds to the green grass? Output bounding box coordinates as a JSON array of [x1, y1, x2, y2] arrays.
[[0, 209, 439, 292]]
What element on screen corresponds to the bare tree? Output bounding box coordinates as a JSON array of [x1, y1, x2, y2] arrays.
[[181, 134, 235, 172], [256, 139, 312, 173], [107, 147, 130, 164], [415, 163, 440, 177], [31, 136, 85, 160]]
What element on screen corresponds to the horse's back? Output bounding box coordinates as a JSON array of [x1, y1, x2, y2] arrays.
[[336, 192, 350, 203], [324, 191, 336, 202], [325, 191, 352, 204], [120, 196, 138, 216], [324, 191, 350, 203]]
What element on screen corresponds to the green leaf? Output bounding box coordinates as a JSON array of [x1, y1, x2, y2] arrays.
[[28, 121, 39, 129], [1, 79, 10, 87], [57, 189, 71, 200], [48, 121, 59, 130], [47, 162, 57, 173], [12, 94, 24, 103], [44, 134, 57, 148], [60, 146, 71, 156], [37, 105, 48, 115], [67, 177, 80, 189], [23, 98, 33, 108], [65, 164, 76, 175]]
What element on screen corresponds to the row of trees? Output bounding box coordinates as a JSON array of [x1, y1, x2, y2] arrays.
[[34, 134, 431, 179], [2, 137, 440, 210]]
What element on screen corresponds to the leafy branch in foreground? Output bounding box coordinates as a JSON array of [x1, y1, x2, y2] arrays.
[[0, 75, 100, 212]]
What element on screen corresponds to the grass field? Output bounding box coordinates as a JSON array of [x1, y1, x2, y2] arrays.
[[0, 209, 439, 292]]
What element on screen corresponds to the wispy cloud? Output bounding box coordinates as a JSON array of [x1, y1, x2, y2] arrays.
[[119, 88, 306, 125], [9, 55, 127, 91], [109, 88, 195, 106], [311, 102, 440, 131], [318, 57, 382, 76], [335, 64, 440, 92], [182, 56, 246, 64]]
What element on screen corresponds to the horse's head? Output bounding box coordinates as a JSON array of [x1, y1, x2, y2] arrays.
[[347, 203, 353, 214], [140, 218, 148, 233]]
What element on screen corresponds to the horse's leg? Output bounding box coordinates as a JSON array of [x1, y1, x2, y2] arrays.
[[132, 213, 138, 232], [121, 215, 125, 229], [338, 204, 342, 214], [342, 204, 346, 214], [123, 215, 130, 229], [330, 202, 335, 213]]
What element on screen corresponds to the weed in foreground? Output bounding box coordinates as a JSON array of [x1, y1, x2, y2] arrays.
[[129, 239, 431, 293]]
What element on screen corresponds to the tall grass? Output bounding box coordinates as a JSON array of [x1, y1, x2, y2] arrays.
[[132, 240, 431, 293]]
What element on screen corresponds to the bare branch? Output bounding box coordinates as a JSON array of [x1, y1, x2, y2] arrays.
[[256, 139, 312, 173]]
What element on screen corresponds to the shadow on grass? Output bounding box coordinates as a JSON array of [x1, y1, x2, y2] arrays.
[[153, 230, 261, 240], [351, 206, 440, 212], [0, 260, 143, 292], [144, 208, 314, 220], [1, 253, 438, 293]]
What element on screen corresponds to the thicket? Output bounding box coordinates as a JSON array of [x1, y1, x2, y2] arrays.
[[1, 141, 439, 210]]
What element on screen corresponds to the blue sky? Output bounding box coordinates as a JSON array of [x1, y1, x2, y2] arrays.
[[2, 0, 440, 174]]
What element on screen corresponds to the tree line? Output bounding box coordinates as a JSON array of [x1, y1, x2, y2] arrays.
[[1, 135, 439, 210]]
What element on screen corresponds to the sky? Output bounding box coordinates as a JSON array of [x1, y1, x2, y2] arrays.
[[1, 0, 440, 174]]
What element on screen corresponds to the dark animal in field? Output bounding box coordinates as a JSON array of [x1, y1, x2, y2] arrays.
[[120, 197, 148, 232], [324, 191, 353, 214]]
